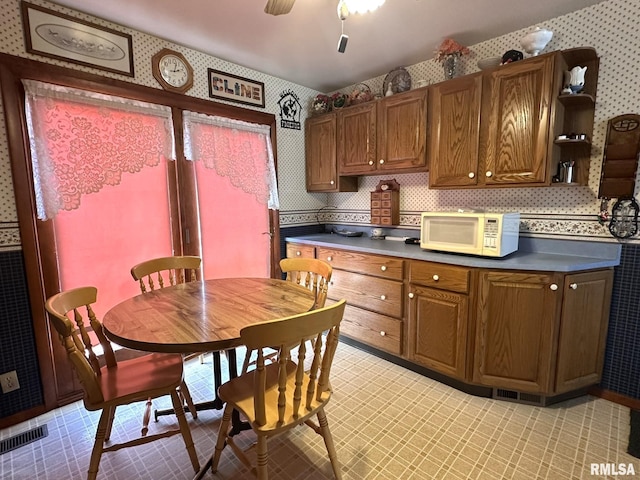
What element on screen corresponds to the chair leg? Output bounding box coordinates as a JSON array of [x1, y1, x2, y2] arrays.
[[104, 406, 116, 442], [316, 408, 342, 479], [256, 434, 269, 480], [170, 390, 200, 473], [87, 409, 110, 480], [141, 397, 153, 436], [178, 380, 198, 419], [211, 404, 233, 473]]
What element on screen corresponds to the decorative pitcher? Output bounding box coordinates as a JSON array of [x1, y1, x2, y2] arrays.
[[564, 66, 587, 94]]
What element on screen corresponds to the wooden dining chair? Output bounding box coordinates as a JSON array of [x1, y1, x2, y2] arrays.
[[211, 299, 347, 480], [130, 255, 204, 419], [280, 257, 332, 309], [45, 286, 200, 480]]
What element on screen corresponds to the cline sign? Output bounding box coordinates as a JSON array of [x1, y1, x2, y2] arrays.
[[208, 69, 265, 108]]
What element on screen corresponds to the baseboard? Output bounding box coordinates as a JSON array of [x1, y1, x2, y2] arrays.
[[588, 387, 640, 410]]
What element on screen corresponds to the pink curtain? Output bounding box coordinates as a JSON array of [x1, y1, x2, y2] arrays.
[[23, 80, 175, 318], [183, 111, 278, 278]]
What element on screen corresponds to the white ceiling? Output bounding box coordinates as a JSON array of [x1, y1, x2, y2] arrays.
[[50, 0, 605, 92]]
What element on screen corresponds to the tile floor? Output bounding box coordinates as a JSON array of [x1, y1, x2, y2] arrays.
[[1, 342, 638, 480]]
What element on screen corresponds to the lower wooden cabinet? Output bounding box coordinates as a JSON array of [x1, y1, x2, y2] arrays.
[[473, 271, 560, 393], [555, 270, 613, 393], [286, 242, 614, 399], [472, 269, 613, 395], [407, 285, 468, 379], [319, 247, 405, 355]]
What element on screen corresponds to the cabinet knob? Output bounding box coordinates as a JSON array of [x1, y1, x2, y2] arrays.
[[368, 160, 374, 166], [330, 180, 335, 185], [381, 265, 387, 271], [379, 159, 385, 164], [550, 284, 558, 291], [296, 251, 301, 256], [327, 256, 333, 262], [468, 172, 475, 179], [486, 171, 493, 177], [432, 274, 439, 281], [408, 292, 415, 299], [570, 283, 578, 290], [380, 331, 386, 337], [380, 295, 386, 300]]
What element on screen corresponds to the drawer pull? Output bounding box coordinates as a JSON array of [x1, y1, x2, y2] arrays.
[[330, 180, 335, 185], [468, 172, 475, 178], [380, 331, 386, 337], [380, 295, 386, 300], [432, 274, 439, 281], [327, 256, 333, 262], [550, 283, 558, 291], [379, 159, 385, 164], [408, 292, 414, 299], [570, 283, 578, 290], [368, 160, 374, 166], [381, 265, 387, 271], [486, 171, 493, 177], [296, 251, 301, 256]]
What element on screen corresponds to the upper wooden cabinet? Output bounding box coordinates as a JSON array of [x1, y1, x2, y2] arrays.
[[376, 88, 428, 173], [430, 48, 599, 189], [336, 88, 428, 176], [429, 73, 483, 187], [305, 113, 357, 192], [481, 54, 555, 186], [337, 102, 377, 175]]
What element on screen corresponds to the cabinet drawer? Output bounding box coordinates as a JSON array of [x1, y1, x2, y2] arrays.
[[286, 243, 315, 258], [338, 303, 402, 355], [318, 248, 403, 280], [328, 269, 403, 318], [409, 261, 470, 293]]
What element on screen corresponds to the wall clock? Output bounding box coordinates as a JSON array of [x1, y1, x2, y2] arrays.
[[151, 48, 194, 93]]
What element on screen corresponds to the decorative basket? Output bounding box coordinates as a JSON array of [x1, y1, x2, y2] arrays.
[[350, 83, 374, 105]]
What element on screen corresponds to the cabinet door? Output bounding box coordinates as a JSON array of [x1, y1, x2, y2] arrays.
[[408, 285, 468, 379], [481, 55, 554, 185], [377, 88, 428, 172], [473, 270, 560, 393], [337, 102, 377, 175], [305, 115, 357, 192], [555, 269, 613, 393], [429, 73, 482, 187]]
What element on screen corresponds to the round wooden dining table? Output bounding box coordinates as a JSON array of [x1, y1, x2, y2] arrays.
[[103, 277, 316, 354]]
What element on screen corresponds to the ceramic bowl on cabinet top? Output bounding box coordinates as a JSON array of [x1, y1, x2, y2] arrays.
[[477, 56, 501, 70]]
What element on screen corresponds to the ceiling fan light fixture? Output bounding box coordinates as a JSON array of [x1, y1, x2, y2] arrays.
[[343, 0, 386, 14]]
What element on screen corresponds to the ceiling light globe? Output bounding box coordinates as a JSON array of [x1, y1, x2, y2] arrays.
[[343, 0, 386, 14]]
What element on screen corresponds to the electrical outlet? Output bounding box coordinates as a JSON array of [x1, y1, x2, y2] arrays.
[[0, 370, 20, 394]]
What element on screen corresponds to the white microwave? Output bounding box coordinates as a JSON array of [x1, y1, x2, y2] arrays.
[[420, 211, 520, 257]]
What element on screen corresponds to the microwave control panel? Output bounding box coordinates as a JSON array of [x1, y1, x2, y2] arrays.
[[483, 218, 499, 248]]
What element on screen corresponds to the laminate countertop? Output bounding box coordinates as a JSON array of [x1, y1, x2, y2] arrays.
[[285, 234, 621, 272]]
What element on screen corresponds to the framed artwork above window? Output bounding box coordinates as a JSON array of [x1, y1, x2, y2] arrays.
[[20, 1, 134, 77]]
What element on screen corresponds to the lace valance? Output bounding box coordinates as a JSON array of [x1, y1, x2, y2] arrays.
[[23, 80, 175, 220], [183, 111, 279, 210]]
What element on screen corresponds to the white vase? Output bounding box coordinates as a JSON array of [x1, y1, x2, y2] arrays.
[[520, 27, 553, 56]]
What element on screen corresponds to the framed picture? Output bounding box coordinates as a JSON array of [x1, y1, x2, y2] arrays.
[[208, 69, 265, 108], [21, 2, 134, 77]]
